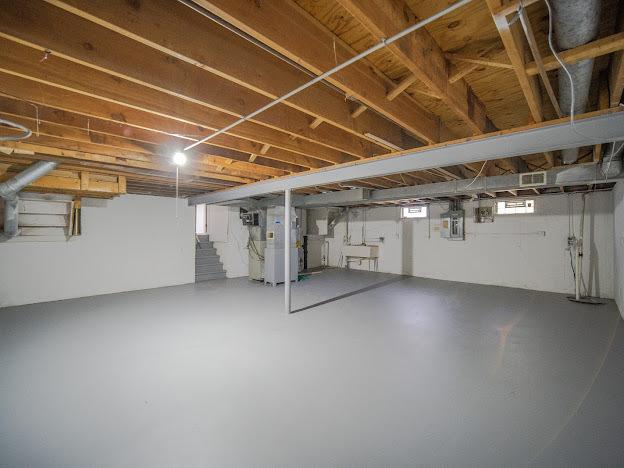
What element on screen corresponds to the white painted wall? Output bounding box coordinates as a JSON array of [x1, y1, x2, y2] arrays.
[[614, 182, 624, 316], [211, 207, 249, 278], [325, 192, 615, 297], [0, 194, 195, 307]]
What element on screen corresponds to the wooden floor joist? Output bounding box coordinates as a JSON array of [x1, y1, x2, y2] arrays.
[[0, 0, 620, 198], [0, 28, 367, 164], [487, 0, 544, 123], [44, 0, 418, 151], [337, 0, 492, 135], [191, 0, 447, 144]]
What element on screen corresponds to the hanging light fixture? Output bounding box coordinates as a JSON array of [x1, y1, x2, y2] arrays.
[[172, 151, 187, 166]]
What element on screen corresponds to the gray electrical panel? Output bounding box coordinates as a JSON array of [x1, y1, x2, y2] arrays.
[[440, 209, 464, 240], [474, 206, 494, 223]]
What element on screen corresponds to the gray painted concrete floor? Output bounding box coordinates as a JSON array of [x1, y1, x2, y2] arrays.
[[1, 270, 623, 467]]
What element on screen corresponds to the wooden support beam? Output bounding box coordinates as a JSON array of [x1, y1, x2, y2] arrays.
[[487, 0, 553, 167], [351, 104, 368, 119], [259, 144, 271, 155], [445, 53, 513, 70], [191, 0, 445, 144], [448, 44, 499, 83], [386, 75, 417, 102], [80, 171, 89, 191], [517, 9, 562, 117], [487, 0, 544, 123], [491, 0, 541, 18], [118, 175, 126, 193], [0, 154, 231, 192], [0, 73, 329, 170], [610, 10, 624, 107], [0, 111, 286, 180], [525, 33, 624, 75], [309, 117, 324, 129], [45, 0, 416, 151], [337, 0, 491, 135], [0, 97, 298, 175], [0, 166, 126, 197], [0, 4, 386, 162], [0, 141, 255, 187]]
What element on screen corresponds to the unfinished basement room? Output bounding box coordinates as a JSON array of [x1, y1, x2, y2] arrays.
[[1, 0, 624, 465]]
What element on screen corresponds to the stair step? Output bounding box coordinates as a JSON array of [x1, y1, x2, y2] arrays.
[[195, 256, 222, 266], [195, 247, 218, 256], [195, 272, 227, 281], [196, 241, 214, 248], [194, 235, 226, 280], [195, 265, 226, 274]]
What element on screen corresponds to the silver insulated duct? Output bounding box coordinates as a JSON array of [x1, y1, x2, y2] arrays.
[[601, 141, 624, 177], [0, 160, 58, 239], [551, 0, 601, 164]]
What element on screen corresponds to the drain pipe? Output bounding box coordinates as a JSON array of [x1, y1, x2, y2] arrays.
[[0, 161, 57, 239], [550, 0, 601, 164]]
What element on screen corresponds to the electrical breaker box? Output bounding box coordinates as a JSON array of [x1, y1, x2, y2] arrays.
[[474, 206, 494, 223], [440, 210, 464, 240]]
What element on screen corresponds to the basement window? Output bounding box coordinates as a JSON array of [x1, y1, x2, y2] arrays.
[[497, 199, 535, 215], [401, 205, 428, 219]]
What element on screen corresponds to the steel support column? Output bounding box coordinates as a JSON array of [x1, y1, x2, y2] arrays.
[[284, 188, 291, 314]]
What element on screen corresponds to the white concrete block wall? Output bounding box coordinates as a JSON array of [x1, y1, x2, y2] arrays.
[[325, 192, 615, 297], [0, 194, 195, 307], [614, 182, 624, 316]]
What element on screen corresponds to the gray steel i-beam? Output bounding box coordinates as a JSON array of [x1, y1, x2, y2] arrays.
[[188, 110, 624, 206], [198, 162, 623, 210]]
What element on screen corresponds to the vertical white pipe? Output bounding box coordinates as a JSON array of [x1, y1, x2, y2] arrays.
[[284, 188, 291, 313], [576, 194, 587, 300]]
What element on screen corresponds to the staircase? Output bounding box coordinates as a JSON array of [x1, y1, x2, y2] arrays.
[[195, 234, 227, 282]]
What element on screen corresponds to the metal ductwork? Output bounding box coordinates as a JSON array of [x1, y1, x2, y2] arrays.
[[600, 141, 624, 177], [551, 0, 601, 164], [0, 161, 58, 239]]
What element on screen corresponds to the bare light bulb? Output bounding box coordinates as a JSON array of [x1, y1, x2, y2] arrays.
[[172, 151, 187, 166]]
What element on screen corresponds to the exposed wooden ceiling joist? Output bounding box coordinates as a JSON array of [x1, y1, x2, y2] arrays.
[[44, 0, 421, 152], [610, 8, 624, 106], [486, 0, 544, 124], [0, 74, 329, 171], [0, 10, 363, 165], [336, 0, 493, 135], [191, 0, 452, 144]]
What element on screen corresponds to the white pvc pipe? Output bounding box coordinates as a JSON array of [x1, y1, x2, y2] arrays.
[[183, 0, 474, 151], [284, 188, 291, 313]]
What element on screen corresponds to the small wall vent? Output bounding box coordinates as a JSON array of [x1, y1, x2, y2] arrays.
[[519, 171, 547, 187]]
